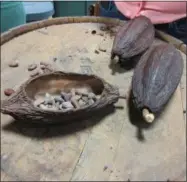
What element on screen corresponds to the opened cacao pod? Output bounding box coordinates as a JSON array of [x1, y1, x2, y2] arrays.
[[1, 71, 119, 124], [111, 15, 155, 64], [132, 44, 183, 123]]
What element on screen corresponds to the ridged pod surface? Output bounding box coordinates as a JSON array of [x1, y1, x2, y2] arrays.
[[1, 71, 119, 124], [111, 16, 155, 60], [132, 44, 183, 122]]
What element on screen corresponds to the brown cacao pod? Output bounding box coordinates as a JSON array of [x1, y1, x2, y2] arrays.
[[111, 16, 155, 63], [132, 44, 183, 123], [1, 71, 119, 124]]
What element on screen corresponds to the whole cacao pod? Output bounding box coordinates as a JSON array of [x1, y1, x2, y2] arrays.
[[132, 44, 183, 123], [111, 16, 155, 65]]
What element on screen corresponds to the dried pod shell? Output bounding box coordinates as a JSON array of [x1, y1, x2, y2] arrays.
[[132, 44, 183, 123], [111, 16, 155, 63], [1, 71, 119, 124]]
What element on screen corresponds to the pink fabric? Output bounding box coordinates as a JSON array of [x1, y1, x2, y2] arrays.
[[114, 1, 187, 24]]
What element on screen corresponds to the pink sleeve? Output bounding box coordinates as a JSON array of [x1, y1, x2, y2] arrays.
[[114, 2, 187, 24]]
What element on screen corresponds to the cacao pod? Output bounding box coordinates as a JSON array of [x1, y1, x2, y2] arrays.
[[132, 44, 183, 123], [111, 16, 155, 65], [1, 71, 119, 124]]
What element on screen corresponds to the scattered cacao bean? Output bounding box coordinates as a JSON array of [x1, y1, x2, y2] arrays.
[[99, 47, 106, 52], [53, 57, 57, 62], [94, 50, 99, 54], [8, 61, 19, 68], [103, 166, 108, 171], [4, 88, 15, 96], [28, 64, 37, 71], [91, 30, 96, 34]]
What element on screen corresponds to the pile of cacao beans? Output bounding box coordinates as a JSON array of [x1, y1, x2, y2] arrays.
[[34, 88, 100, 112]]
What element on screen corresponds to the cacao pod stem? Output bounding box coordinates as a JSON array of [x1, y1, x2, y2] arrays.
[[142, 108, 155, 123], [110, 53, 119, 64]]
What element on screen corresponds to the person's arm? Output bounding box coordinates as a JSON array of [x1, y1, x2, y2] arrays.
[[114, 1, 187, 24]]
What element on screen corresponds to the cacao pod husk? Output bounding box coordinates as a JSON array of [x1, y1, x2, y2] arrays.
[[111, 16, 155, 65], [1, 71, 119, 124], [132, 43, 183, 123]]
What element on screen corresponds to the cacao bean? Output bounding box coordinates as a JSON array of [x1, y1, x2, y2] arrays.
[[75, 88, 89, 96], [81, 96, 88, 103], [71, 98, 80, 109], [95, 50, 100, 54], [8, 61, 19, 68], [54, 96, 64, 103], [88, 99, 95, 105], [61, 101, 74, 109], [28, 64, 37, 71], [78, 99, 86, 107], [88, 92, 96, 99], [4, 88, 15, 96], [40, 65, 46, 70], [99, 47, 106, 52], [61, 92, 72, 101], [91, 30, 96, 34], [72, 95, 81, 101]]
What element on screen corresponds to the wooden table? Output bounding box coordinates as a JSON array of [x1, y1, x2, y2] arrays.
[[1, 17, 186, 181]]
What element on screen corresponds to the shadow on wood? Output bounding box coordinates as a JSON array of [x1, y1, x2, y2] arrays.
[[2, 105, 118, 139], [127, 87, 176, 142], [127, 89, 158, 142], [108, 54, 141, 75]]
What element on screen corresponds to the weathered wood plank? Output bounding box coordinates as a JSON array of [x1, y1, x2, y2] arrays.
[[1, 23, 186, 181]]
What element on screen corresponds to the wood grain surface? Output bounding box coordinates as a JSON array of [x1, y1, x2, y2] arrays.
[[1, 23, 186, 181]]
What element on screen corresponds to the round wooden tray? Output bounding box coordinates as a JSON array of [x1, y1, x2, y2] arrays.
[[1, 16, 186, 181]]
